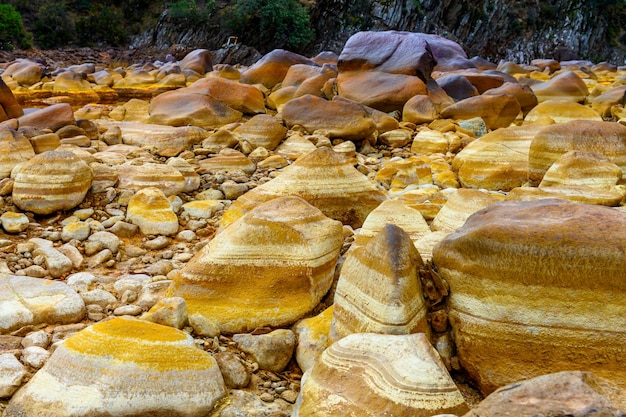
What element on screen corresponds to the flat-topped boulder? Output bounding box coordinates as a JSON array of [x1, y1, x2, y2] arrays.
[[0, 274, 85, 333], [433, 199, 626, 394]]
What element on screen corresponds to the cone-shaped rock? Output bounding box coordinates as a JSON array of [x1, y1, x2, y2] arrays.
[[432, 199, 626, 394], [349, 199, 430, 254], [221, 147, 387, 228], [12, 150, 93, 215], [330, 224, 429, 342], [5, 317, 227, 417], [167, 196, 343, 334], [294, 333, 470, 417], [528, 120, 626, 186], [431, 189, 505, 232]]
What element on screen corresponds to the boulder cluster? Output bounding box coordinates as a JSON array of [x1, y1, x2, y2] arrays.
[[1, 30, 625, 416]]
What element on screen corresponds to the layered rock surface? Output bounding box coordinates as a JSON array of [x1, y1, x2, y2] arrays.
[[432, 199, 626, 394]]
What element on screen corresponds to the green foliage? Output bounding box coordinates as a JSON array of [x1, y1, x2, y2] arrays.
[[168, 0, 216, 26], [33, 1, 76, 49], [0, 4, 32, 50], [75, 3, 127, 46], [228, 0, 314, 50]]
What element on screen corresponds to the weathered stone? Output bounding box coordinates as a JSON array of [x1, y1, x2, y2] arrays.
[[440, 94, 521, 130], [293, 306, 333, 373], [179, 49, 213, 74], [464, 371, 626, 416], [524, 99, 602, 124], [233, 329, 296, 372], [0, 126, 35, 179], [222, 147, 387, 228], [0, 275, 85, 333], [167, 196, 342, 334], [331, 224, 429, 341], [294, 333, 469, 416], [531, 71, 588, 103], [431, 189, 505, 232], [234, 114, 286, 151], [528, 120, 626, 186], [432, 199, 626, 394], [5, 317, 227, 416], [539, 150, 623, 189], [0, 212, 29, 233], [214, 352, 250, 389], [452, 124, 549, 191], [126, 187, 179, 236], [240, 49, 318, 89], [0, 353, 26, 398], [12, 150, 93, 215], [282, 95, 376, 141], [18, 103, 75, 132], [117, 162, 186, 196]]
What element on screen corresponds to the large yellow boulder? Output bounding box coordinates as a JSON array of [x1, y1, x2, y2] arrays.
[[5, 317, 227, 416], [167, 196, 343, 334], [433, 199, 626, 394]]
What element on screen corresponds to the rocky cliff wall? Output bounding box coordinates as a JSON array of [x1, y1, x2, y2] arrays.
[[309, 0, 626, 64], [136, 0, 626, 64]]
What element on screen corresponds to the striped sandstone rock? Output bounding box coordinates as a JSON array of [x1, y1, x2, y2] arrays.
[[433, 199, 626, 394], [221, 147, 387, 228], [294, 333, 469, 416], [12, 150, 93, 215], [330, 224, 430, 341], [5, 317, 227, 416], [167, 196, 343, 334]]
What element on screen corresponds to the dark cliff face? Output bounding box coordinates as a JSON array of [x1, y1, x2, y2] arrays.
[[308, 0, 626, 64], [137, 0, 626, 64]]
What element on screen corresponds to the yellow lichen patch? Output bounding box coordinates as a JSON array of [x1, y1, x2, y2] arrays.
[[63, 317, 215, 372]]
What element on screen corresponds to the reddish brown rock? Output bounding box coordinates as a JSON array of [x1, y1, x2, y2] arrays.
[[240, 49, 318, 89], [18, 104, 76, 132], [148, 87, 242, 129], [484, 82, 538, 115], [233, 114, 287, 151], [440, 94, 521, 130], [185, 77, 265, 114], [464, 371, 626, 416], [0, 78, 23, 120], [179, 49, 213, 74], [282, 94, 376, 140]]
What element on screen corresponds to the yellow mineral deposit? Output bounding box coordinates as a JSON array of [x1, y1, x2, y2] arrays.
[[432, 199, 626, 394], [167, 196, 343, 334]]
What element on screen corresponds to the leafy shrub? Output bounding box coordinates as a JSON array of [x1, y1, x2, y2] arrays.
[[228, 0, 315, 50], [75, 4, 127, 46], [33, 1, 76, 49], [0, 4, 32, 50], [168, 0, 216, 26]]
